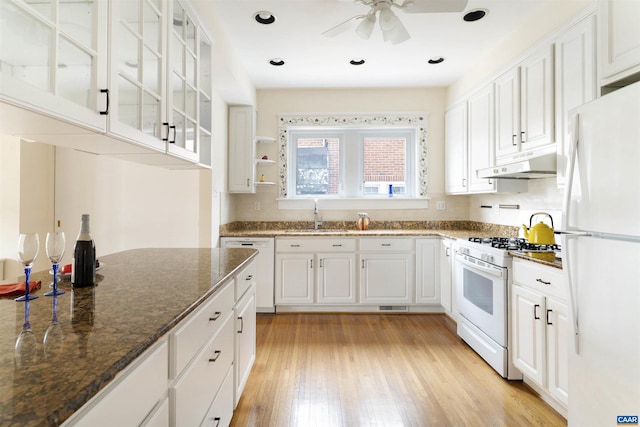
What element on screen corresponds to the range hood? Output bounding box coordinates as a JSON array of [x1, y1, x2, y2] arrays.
[[477, 150, 557, 179]]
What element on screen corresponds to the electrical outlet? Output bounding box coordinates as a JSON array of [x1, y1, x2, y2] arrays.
[[254, 202, 261, 211], [436, 201, 446, 211]]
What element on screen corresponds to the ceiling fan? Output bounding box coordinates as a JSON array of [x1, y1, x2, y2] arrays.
[[322, 0, 469, 44]]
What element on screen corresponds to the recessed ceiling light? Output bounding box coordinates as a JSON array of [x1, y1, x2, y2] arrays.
[[254, 11, 276, 25], [428, 57, 445, 64], [269, 58, 285, 66], [349, 59, 366, 66], [463, 9, 487, 22]]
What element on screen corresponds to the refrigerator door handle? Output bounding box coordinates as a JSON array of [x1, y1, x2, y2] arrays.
[[562, 114, 579, 228], [562, 233, 580, 355]]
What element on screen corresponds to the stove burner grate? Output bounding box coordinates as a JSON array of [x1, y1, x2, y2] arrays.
[[468, 237, 561, 252]]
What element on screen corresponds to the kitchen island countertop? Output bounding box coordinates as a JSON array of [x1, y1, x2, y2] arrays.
[[0, 247, 256, 426]]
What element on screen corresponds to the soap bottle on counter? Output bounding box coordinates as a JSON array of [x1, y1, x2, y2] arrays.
[[72, 214, 96, 288]]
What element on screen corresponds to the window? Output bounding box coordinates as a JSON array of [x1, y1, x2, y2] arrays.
[[279, 113, 428, 200]]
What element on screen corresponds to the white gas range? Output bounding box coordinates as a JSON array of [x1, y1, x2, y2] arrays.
[[454, 237, 560, 380]]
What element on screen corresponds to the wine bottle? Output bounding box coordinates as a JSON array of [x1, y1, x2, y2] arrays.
[[72, 214, 96, 288]]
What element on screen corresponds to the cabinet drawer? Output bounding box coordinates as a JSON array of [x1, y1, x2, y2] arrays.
[[276, 237, 356, 253], [513, 259, 565, 300], [200, 366, 234, 427], [235, 260, 256, 302], [359, 237, 414, 252], [171, 313, 234, 427], [170, 282, 234, 378], [70, 340, 168, 427]]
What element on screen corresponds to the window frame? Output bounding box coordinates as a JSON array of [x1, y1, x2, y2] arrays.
[[278, 112, 428, 203]]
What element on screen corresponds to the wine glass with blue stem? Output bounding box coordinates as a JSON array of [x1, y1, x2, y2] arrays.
[[16, 233, 39, 301], [45, 231, 66, 296]]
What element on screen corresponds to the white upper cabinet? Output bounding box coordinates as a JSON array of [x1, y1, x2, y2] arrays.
[[495, 44, 555, 163], [467, 83, 496, 193], [228, 106, 256, 193], [555, 14, 597, 188], [0, 0, 108, 131], [444, 102, 468, 194], [0, 0, 212, 168], [599, 0, 640, 87]]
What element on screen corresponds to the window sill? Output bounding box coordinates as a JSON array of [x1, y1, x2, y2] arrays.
[[277, 198, 430, 210]]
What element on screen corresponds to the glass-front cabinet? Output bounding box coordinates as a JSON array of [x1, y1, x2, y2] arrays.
[[0, 0, 212, 168], [0, 0, 108, 131]]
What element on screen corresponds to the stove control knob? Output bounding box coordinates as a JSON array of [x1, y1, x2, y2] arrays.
[[481, 254, 494, 263]]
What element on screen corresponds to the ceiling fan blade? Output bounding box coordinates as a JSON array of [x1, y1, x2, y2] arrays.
[[321, 15, 366, 37], [400, 0, 469, 13]]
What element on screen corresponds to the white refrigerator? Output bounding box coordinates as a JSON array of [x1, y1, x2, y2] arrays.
[[562, 81, 640, 426]]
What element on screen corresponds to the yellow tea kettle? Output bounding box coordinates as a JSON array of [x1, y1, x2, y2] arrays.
[[522, 212, 555, 245]]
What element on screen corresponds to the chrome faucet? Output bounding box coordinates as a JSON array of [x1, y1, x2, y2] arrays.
[[314, 199, 323, 229]]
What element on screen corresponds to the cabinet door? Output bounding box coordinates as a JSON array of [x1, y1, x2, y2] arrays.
[[360, 253, 414, 304], [0, 0, 108, 130], [512, 285, 546, 387], [546, 297, 569, 406], [108, 0, 167, 151], [439, 240, 453, 313], [234, 286, 256, 407], [416, 239, 440, 304], [444, 102, 468, 194], [520, 44, 555, 150], [275, 253, 314, 304], [467, 84, 496, 192], [555, 15, 596, 188], [317, 253, 356, 304], [228, 106, 256, 193], [599, 0, 640, 85], [495, 67, 520, 161]]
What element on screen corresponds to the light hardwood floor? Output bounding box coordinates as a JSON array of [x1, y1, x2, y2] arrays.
[[231, 313, 566, 427]]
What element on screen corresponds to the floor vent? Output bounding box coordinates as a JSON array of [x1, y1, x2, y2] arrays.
[[378, 305, 408, 312]]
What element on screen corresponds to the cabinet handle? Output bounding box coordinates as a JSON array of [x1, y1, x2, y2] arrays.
[[100, 89, 110, 115], [534, 304, 540, 320], [310, 259, 313, 269], [332, 244, 342, 247], [169, 125, 176, 143], [319, 259, 323, 268], [162, 122, 169, 141], [520, 131, 525, 144], [512, 134, 517, 146], [381, 243, 391, 247], [245, 275, 253, 281], [237, 316, 244, 333], [209, 311, 221, 321], [462, 178, 467, 187], [290, 244, 300, 248], [361, 259, 365, 269], [546, 309, 553, 325], [536, 278, 551, 285], [204, 417, 221, 427], [208, 350, 221, 362], [246, 178, 250, 187], [446, 247, 450, 257]]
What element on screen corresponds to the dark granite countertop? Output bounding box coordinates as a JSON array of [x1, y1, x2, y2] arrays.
[[509, 251, 563, 269], [0, 248, 257, 426]]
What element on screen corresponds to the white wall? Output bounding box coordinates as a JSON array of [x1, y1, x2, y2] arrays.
[[226, 87, 469, 223], [0, 137, 54, 281], [54, 147, 211, 260]]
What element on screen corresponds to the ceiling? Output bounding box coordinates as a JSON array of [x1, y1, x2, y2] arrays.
[[203, 0, 552, 89]]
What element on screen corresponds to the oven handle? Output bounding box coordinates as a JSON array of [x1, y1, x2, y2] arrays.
[[455, 252, 504, 278]]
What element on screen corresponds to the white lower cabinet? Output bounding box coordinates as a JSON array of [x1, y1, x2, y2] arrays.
[[439, 239, 454, 314], [511, 259, 569, 409], [275, 238, 357, 306], [416, 238, 440, 305], [359, 238, 415, 305], [234, 283, 256, 408], [64, 339, 169, 427]]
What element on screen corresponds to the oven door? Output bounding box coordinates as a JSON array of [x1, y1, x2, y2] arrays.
[[455, 252, 507, 347]]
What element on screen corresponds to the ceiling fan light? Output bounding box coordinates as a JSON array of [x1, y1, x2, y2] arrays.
[[378, 7, 399, 32], [355, 13, 376, 39], [382, 18, 410, 44]]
